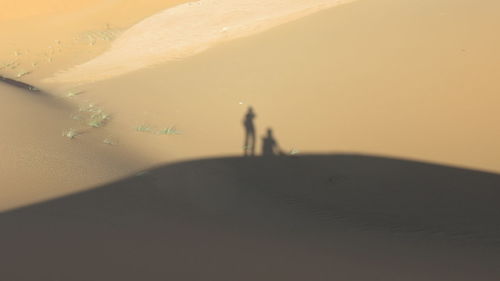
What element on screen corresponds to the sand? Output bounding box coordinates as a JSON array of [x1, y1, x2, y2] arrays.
[[1, 155, 500, 280], [0, 83, 150, 211], [1, 0, 500, 279], [41, 0, 500, 173], [46, 0, 355, 83]]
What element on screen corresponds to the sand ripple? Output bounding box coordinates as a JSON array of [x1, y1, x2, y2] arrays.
[[46, 0, 355, 83]]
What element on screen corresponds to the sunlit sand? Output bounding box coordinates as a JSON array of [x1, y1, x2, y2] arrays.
[[47, 0, 355, 83], [1, 0, 500, 280]]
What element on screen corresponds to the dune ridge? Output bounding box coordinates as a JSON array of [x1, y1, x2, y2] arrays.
[[46, 0, 356, 83], [2, 154, 499, 280]]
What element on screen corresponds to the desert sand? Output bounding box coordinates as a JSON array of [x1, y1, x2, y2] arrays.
[[1, 0, 500, 279], [47, 0, 355, 83], [2, 155, 500, 280]]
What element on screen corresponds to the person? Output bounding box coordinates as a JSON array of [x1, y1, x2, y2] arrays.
[[261, 128, 281, 156], [243, 107, 256, 156]]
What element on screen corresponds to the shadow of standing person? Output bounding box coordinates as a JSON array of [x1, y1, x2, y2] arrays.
[[243, 106, 256, 156], [261, 128, 282, 156]]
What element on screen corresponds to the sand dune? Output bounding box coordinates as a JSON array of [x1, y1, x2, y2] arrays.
[[0, 83, 148, 212], [0, 0, 191, 84], [1, 0, 499, 210], [1, 155, 499, 280], [2, 0, 500, 279], [43, 0, 500, 174], [47, 0, 356, 83]]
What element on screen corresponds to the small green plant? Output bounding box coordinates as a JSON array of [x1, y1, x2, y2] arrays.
[[158, 126, 181, 135], [136, 124, 153, 132], [79, 103, 96, 112], [88, 119, 104, 128], [62, 128, 79, 139], [66, 90, 83, 97], [7, 61, 20, 69], [88, 112, 110, 128], [77, 103, 111, 128], [135, 170, 150, 177], [16, 70, 31, 78], [103, 138, 118, 145]]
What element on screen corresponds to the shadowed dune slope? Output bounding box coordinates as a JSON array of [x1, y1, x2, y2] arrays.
[[0, 84, 147, 211], [1, 154, 500, 280]]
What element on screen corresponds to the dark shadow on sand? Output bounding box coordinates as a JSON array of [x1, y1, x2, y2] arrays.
[[242, 106, 256, 156], [1, 154, 500, 280], [261, 128, 283, 156], [0, 75, 40, 92], [1, 77, 75, 111]]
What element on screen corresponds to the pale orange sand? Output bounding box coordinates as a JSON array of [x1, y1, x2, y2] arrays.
[[47, 0, 356, 83], [0, 0, 102, 21], [0, 0, 191, 211], [1, 1, 500, 279]]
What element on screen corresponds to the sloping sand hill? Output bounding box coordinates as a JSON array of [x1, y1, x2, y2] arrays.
[[1, 155, 499, 280], [2, 0, 500, 209], [0, 83, 149, 211], [47, 0, 355, 83], [0, 0, 191, 83], [1, 0, 192, 211], [41, 0, 500, 172], [1, 0, 500, 279]]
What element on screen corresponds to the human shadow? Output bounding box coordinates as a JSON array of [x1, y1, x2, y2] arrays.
[[261, 128, 283, 156], [242, 106, 256, 156]]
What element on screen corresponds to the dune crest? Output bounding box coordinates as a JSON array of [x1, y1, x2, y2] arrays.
[[46, 0, 355, 83]]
